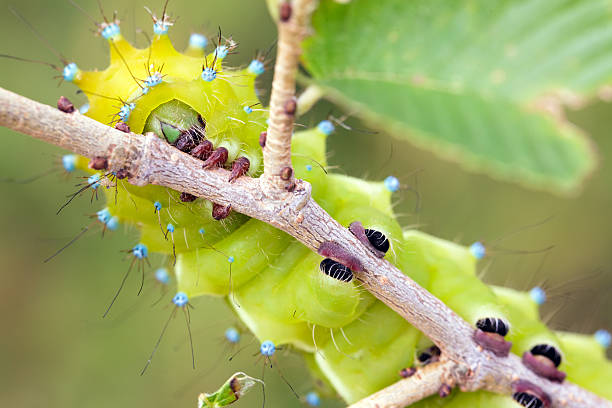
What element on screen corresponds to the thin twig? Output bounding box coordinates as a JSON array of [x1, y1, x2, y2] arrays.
[[297, 84, 324, 116], [0, 87, 609, 408], [348, 360, 456, 408], [262, 0, 316, 195]]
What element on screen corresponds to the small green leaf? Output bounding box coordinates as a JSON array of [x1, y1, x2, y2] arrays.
[[302, 0, 608, 193], [198, 372, 262, 408]]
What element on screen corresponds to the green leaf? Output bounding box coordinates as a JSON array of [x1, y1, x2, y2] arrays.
[[302, 0, 608, 193], [198, 372, 262, 408]]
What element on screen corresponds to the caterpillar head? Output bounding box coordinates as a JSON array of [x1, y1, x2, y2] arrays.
[[70, 18, 266, 179]]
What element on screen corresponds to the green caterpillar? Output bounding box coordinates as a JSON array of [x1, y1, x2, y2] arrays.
[[45, 8, 611, 407]]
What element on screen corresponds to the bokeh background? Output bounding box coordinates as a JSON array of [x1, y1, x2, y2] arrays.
[[0, 1, 610, 407]]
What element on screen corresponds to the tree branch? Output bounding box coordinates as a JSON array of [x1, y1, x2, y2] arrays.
[[1, 87, 609, 408], [348, 360, 456, 408], [0, 3, 610, 408], [262, 0, 316, 194]]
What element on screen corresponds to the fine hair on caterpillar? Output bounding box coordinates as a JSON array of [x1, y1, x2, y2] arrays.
[[141, 291, 195, 375], [0, 153, 78, 184], [468, 216, 556, 263], [56, 172, 109, 215], [103, 243, 151, 318], [5, 6, 71, 80], [42, 207, 120, 263]]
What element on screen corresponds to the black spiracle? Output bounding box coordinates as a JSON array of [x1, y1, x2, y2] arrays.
[[319, 258, 353, 282], [513, 392, 543, 408], [364, 229, 390, 254], [476, 317, 509, 336], [530, 344, 562, 367], [417, 345, 441, 364]]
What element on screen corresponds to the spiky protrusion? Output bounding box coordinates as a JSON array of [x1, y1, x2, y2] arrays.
[[72, 20, 265, 148]]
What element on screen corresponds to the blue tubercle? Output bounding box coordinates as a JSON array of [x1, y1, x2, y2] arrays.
[[469, 241, 486, 260], [228, 256, 235, 263], [198, 227, 205, 235], [79, 103, 90, 114], [384, 175, 400, 193], [529, 287, 547, 305], [189, 33, 208, 49], [260, 340, 275, 357], [101, 23, 120, 40], [155, 268, 170, 285], [88, 174, 101, 189], [317, 120, 335, 135], [166, 223, 175, 233], [215, 45, 228, 59], [224, 327, 240, 344], [243, 105, 253, 114], [153, 21, 169, 35], [305, 391, 320, 407], [106, 216, 119, 231], [595, 329, 611, 349], [172, 291, 189, 307], [201, 67, 217, 82], [97, 208, 112, 224], [154, 201, 162, 211], [62, 154, 77, 172], [132, 243, 148, 259], [248, 59, 265, 76], [119, 103, 135, 122], [305, 164, 313, 172], [143, 72, 163, 94], [63, 63, 79, 82]]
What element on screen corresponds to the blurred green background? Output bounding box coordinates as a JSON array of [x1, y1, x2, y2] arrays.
[[0, 1, 610, 407]]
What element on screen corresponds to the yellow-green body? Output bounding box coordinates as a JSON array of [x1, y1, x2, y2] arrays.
[[68, 22, 611, 405]]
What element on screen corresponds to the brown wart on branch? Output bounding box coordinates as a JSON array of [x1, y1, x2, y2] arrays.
[[279, 1, 292, 22], [522, 346, 566, 383], [473, 317, 512, 357], [88, 156, 108, 171], [191, 140, 213, 160], [212, 203, 232, 220], [399, 367, 416, 378], [318, 241, 363, 272], [114, 122, 130, 133], [179, 192, 197, 202], [417, 345, 441, 366], [283, 97, 297, 116], [349, 221, 389, 258], [202, 147, 229, 169], [228, 157, 250, 183], [513, 380, 551, 408], [280, 166, 293, 180], [57, 96, 75, 113], [438, 383, 453, 398]]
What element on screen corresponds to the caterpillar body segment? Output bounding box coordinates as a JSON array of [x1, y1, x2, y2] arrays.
[[313, 300, 423, 402], [492, 287, 563, 360], [402, 230, 477, 278], [397, 231, 431, 289], [556, 332, 612, 399], [492, 286, 541, 321], [428, 263, 508, 329], [177, 219, 291, 297]]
